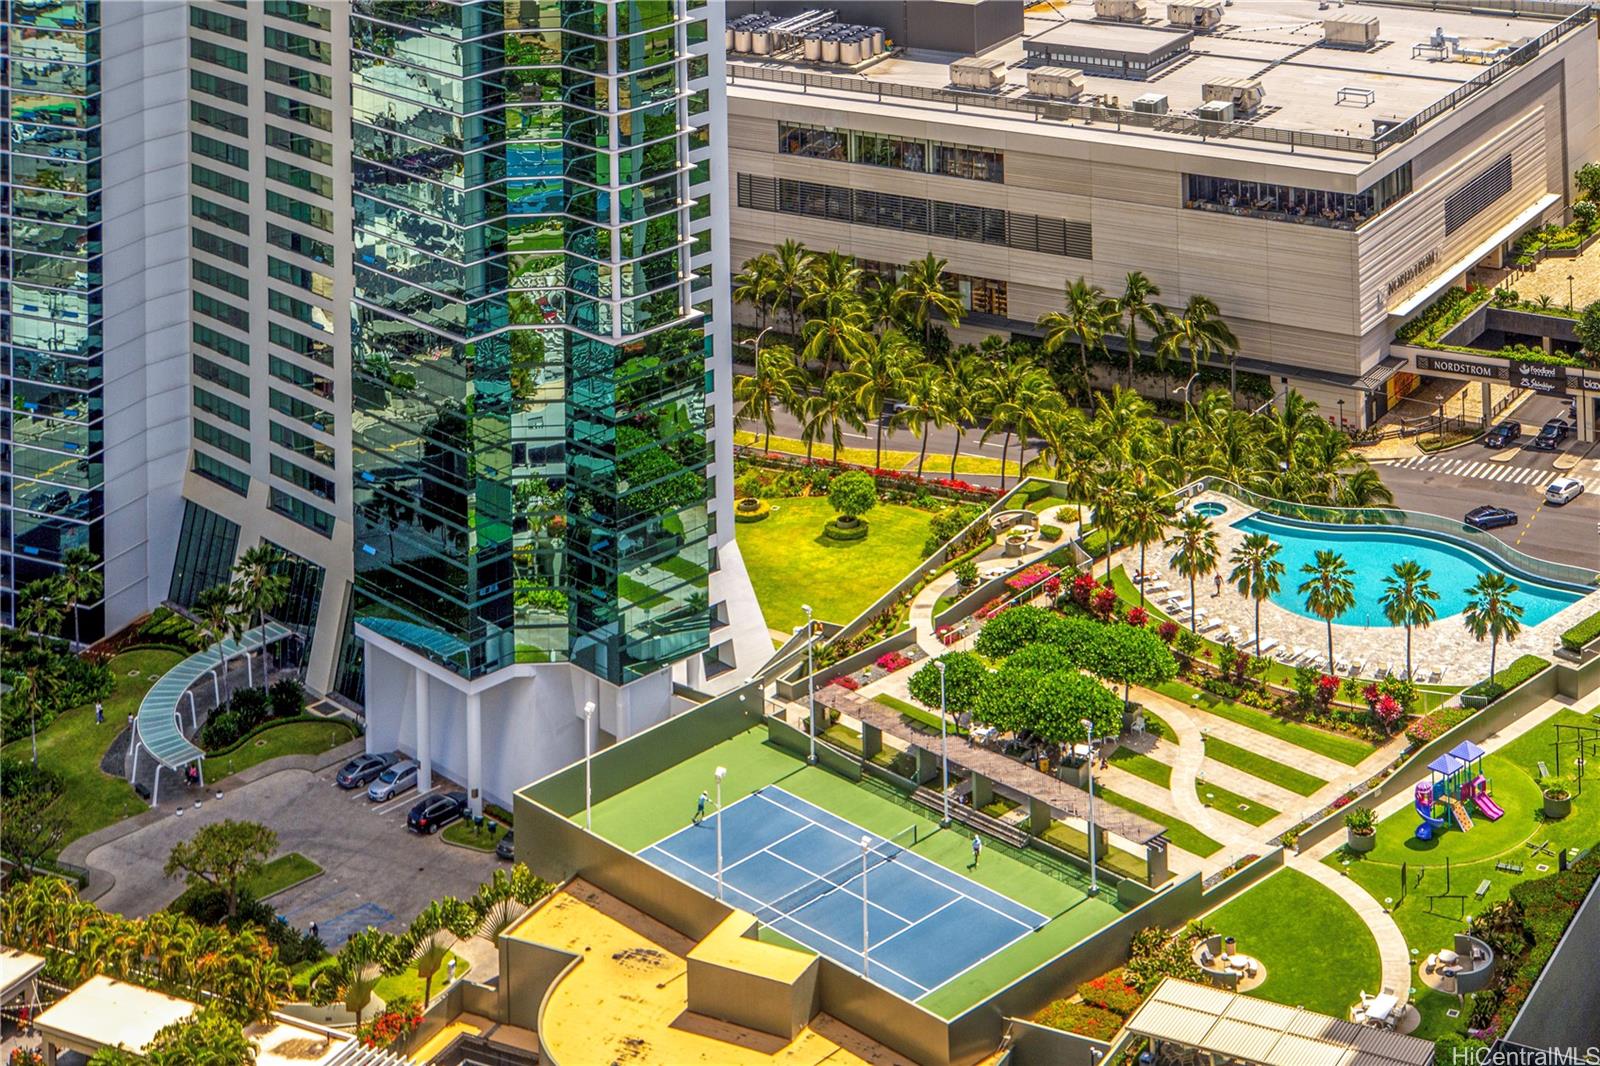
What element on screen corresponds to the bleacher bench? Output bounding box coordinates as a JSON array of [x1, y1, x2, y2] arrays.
[[1474, 879, 1492, 899], [1495, 861, 1523, 874]]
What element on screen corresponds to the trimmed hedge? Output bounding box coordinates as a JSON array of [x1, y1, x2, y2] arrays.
[[1037, 524, 1064, 542], [822, 517, 870, 541], [733, 498, 771, 523], [1560, 610, 1600, 653], [1462, 654, 1549, 704]]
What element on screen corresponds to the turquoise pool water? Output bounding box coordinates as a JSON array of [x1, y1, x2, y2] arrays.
[[1231, 513, 1586, 628], [1193, 502, 1228, 518]]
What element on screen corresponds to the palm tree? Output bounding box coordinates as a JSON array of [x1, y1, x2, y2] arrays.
[[940, 350, 985, 478], [893, 253, 963, 349], [1028, 405, 1089, 482], [57, 548, 103, 650], [1267, 391, 1320, 473], [979, 357, 1053, 492], [1115, 271, 1164, 389], [1092, 386, 1159, 481], [733, 343, 807, 454], [801, 378, 854, 464], [1156, 294, 1239, 400], [16, 580, 66, 765], [1038, 278, 1111, 386], [1379, 561, 1439, 679], [839, 328, 919, 470], [233, 545, 289, 683], [770, 239, 814, 334], [1165, 510, 1219, 631], [1462, 572, 1525, 692], [896, 362, 947, 478], [732, 253, 778, 330], [1336, 466, 1395, 507], [1227, 532, 1285, 654], [1120, 486, 1172, 607], [405, 898, 475, 1006], [194, 584, 235, 699], [1086, 473, 1127, 581], [1298, 550, 1356, 667], [310, 929, 396, 1028], [799, 290, 870, 378]]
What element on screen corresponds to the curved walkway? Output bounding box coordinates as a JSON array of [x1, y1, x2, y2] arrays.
[[1289, 844, 1414, 997]]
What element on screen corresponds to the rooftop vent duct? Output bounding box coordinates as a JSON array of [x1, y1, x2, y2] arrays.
[[1323, 12, 1379, 47], [1195, 99, 1235, 123], [1027, 66, 1085, 100], [951, 55, 1007, 89], [1167, 1, 1224, 30], [1202, 76, 1264, 114], [1132, 92, 1170, 114], [1094, 0, 1148, 22]]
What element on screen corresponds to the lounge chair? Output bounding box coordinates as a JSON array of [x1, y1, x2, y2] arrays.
[[1255, 637, 1280, 656], [1226, 626, 1242, 644], [1145, 580, 1170, 593], [1379, 662, 1393, 679], [1275, 645, 1298, 663], [1425, 953, 1438, 974], [1308, 653, 1329, 671], [1199, 618, 1225, 634], [1335, 657, 1351, 675], [1348, 659, 1365, 677], [1285, 645, 1308, 664]]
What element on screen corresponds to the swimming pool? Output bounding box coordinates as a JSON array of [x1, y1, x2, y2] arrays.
[[1193, 501, 1228, 518], [1231, 512, 1587, 628]]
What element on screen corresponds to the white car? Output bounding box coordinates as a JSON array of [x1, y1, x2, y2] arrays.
[[367, 759, 419, 802], [1545, 477, 1585, 505]]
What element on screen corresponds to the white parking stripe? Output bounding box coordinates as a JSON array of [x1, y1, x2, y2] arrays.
[[371, 787, 435, 815]]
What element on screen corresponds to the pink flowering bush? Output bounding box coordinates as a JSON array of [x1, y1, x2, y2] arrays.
[[829, 675, 860, 691], [1004, 563, 1055, 592], [875, 651, 913, 673]]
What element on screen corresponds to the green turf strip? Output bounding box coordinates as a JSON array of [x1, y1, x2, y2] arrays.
[[1195, 778, 1279, 826], [1203, 735, 1326, 796], [1094, 785, 1222, 858]]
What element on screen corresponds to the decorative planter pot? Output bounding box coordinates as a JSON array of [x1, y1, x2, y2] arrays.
[[1347, 828, 1377, 853], [1543, 792, 1572, 820], [1004, 537, 1028, 557]]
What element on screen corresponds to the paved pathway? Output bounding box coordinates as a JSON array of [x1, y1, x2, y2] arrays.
[[1286, 849, 1415, 998]]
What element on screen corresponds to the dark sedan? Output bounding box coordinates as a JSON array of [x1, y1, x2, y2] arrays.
[[1465, 505, 1518, 530], [335, 752, 397, 789], [1532, 418, 1571, 451], [407, 790, 469, 834], [1483, 420, 1521, 449], [496, 830, 515, 861]]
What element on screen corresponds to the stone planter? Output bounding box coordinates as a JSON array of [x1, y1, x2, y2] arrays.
[[1346, 828, 1376, 853], [1543, 791, 1572, 820], [1004, 536, 1031, 557]]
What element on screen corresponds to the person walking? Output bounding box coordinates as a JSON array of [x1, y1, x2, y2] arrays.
[[1214, 573, 1223, 597], [693, 790, 708, 825], [95, 701, 104, 724], [969, 834, 983, 868], [309, 921, 319, 942]]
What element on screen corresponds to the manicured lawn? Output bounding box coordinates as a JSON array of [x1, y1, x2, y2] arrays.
[[735, 430, 1018, 476], [1, 648, 184, 856], [245, 853, 321, 898], [374, 950, 471, 1005], [1203, 736, 1327, 797], [1153, 679, 1376, 767], [737, 495, 937, 631], [1108, 747, 1172, 789], [1199, 869, 1381, 1018], [1095, 784, 1222, 858], [443, 820, 505, 851], [1141, 710, 1177, 744], [874, 693, 968, 736], [203, 719, 357, 781], [1196, 777, 1279, 826]]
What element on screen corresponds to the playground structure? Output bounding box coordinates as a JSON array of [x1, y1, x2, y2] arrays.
[[1551, 721, 1600, 797], [1415, 741, 1502, 840]]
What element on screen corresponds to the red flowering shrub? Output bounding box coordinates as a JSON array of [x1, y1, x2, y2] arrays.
[[1157, 621, 1179, 644], [1091, 586, 1119, 621], [1071, 573, 1098, 608], [1372, 694, 1404, 731], [1316, 673, 1339, 710], [1076, 970, 1144, 1016], [1034, 1001, 1125, 1039], [358, 995, 423, 1049], [975, 596, 1009, 621], [1407, 704, 1475, 744], [829, 675, 861, 691], [1043, 575, 1062, 597], [1125, 606, 1149, 628], [875, 651, 913, 673]]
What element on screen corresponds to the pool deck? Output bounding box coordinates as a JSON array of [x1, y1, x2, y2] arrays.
[[1129, 491, 1598, 685]]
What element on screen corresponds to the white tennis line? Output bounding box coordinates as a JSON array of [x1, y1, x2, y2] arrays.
[[754, 788, 1042, 931], [759, 844, 920, 925], [762, 912, 931, 995], [865, 896, 963, 955], [928, 913, 1068, 998]]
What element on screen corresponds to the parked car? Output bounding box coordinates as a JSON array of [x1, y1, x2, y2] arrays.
[[495, 830, 515, 860], [407, 790, 469, 834], [367, 759, 419, 802], [335, 752, 398, 790], [1483, 420, 1522, 449], [1464, 505, 1518, 530], [1545, 477, 1585, 505], [1532, 418, 1571, 450]]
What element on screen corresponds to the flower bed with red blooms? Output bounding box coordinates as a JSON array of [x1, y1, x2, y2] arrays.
[[739, 449, 1003, 501], [1405, 703, 1476, 744], [1077, 970, 1144, 1015], [1033, 1001, 1125, 1040], [875, 651, 913, 673], [975, 596, 1009, 621], [828, 675, 861, 691], [1004, 563, 1056, 592], [359, 999, 423, 1049], [1125, 606, 1149, 628]]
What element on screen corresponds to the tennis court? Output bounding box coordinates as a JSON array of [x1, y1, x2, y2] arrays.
[[642, 786, 1046, 1000]]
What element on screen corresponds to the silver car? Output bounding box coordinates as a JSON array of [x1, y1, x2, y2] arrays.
[[367, 759, 419, 802]]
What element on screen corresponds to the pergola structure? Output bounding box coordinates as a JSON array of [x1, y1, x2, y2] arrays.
[[0, 948, 45, 1030]]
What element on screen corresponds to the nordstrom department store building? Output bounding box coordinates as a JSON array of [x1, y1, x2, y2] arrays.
[[726, 0, 1600, 434]]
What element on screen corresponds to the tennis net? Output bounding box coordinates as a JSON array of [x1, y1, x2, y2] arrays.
[[759, 825, 917, 923]]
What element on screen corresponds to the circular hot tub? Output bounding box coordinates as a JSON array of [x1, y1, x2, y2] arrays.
[[1192, 501, 1227, 519]]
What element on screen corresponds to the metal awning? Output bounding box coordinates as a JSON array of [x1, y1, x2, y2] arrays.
[[1353, 355, 1407, 394], [356, 616, 470, 663]]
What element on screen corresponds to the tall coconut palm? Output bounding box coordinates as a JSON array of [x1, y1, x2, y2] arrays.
[[770, 238, 814, 334], [194, 584, 236, 699], [799, 289, 870, 378], [1092, 386, 1159, 480], [1336, 466, 1396, 507], [16, 580, 65, 765], [801, 378, 854, 464], [940, 349, 985, 478], [233, 545, 289, 682], [896, 361, 948, 478], [1038, 278, 1111, 385], [1086, 472, 1127, 581], [1298, 550, 1356, 668], [1463, 572, 1525, 692], [1029, 404, 1089, 481], [840, 328, 919, 470], [1227, 532, 1285, 653], [1157, 293, 1239, 400], [1120, 486, 1173, 606], [733, 343, 807, 454], [1115, 271, 1164, 389], [732, 253, 778, 330], [978, 357, 1052, 493], [894, 252, 964, 349], [57, 547, 103, 650], [1379, 561, 1439, 679], [1267, 390, 1321, 473], [1165, 510, 1219, 631]]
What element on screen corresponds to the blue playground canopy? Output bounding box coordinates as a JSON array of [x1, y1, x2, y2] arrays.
[[1427, 753, 1466, 776], [1449, 740, 1487, 763]]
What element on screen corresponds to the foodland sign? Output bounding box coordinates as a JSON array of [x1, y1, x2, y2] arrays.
[[1511, 361, 1567, 394]]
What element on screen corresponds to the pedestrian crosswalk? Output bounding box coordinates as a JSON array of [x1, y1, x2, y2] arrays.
[[1377, 454, 1600, 493]]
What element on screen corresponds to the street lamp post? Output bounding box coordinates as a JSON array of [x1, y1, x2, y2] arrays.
[[860, 835, 872, 975], [937, 659, 950, 826], [1435, 393, 1446, 445], [714, 766, 727, 900], [1569, 274, 1576, 310], [740, 325, 776, 362], [803, 604, 816, 763], [1082, 718, 1099, 897], [1337, 397, 1345, 430], [1174, 372, 1200, 422], [583, 700, 596, 831]]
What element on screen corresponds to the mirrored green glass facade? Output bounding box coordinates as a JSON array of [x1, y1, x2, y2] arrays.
[[1, 0, 104, 629], [350, 0, 711, 684]]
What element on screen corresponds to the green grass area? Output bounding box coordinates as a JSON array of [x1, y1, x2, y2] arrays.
[[735, 430, 1018, 476], [1327, 714, 1600, 1040], [1108, 747, 1172, 789], [1141, 710, 1177, 744], [1195, 778, 1279, 826], [443, 820, 505, 851], [245, 853, 321, 898], [1031, 821, 1149, 880], [1203, 735, 1326, 797], [203, 719, 357, 781], [1200, 869, 1381, 1017], [737, 495, 937, 632], [1, 648, 183, 857], [1095, 784, 1222, 858], [582, 726, 1127, 1018], [374, 950, 471, 1005], [1153, 680, 1376, 767], [980, 796, 1020, 818], [874, 693, 968, 736]]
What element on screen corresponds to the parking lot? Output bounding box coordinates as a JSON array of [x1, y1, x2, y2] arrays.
[[86, 758, 503, 947]]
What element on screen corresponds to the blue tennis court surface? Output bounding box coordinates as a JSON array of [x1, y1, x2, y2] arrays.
[[641, 786, 1046, 1000]]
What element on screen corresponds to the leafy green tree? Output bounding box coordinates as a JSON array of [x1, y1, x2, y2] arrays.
[[0, 758, 68, 878], [1298, 549, 1356, 668], [1379, 561, 1439, 680], [1165, 511, 1219, 632], [1576, 161, 1600, 201], [163, 820, 278, 920], [826, 471, 877, 526], [1077, 623, 1179, 706], [144, 1004, 257, 1066], [1462, 572, 1525, 691], [1227, 532, 1285, 655], [973, 664, 1042, 735], [1577, 299, 1600, 356], [973, 606, 1061, 659], [907, 652, 989, 716], [58, 547, 104, 650], [1031, 671, 1124, 745]]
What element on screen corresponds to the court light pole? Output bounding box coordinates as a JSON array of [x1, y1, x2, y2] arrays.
[[937, 659, 950, 826], [803, 604, 817, 763], [1082, 718, 1099, 897], [714, 766, 727, 901], [860, 835, 872, 975], [583, 700, 596, 831]]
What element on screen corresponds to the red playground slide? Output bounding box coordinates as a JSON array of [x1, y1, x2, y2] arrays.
[[1471, 776, 1504, 821]]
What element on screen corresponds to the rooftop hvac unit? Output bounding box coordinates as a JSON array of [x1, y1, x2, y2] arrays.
[[1195, 99, 1235, 123], [1093, 0, 1148, 22], [1027, 66, 1085, 100], [1132, 92, 1170, 114], [1323, 12, 1379, 46], [1202, 76, 1264, 114], [950, 56, 1007, 90], [1167, 0, 1224, 30]]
